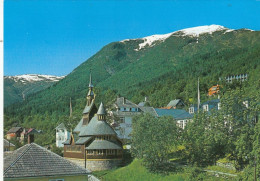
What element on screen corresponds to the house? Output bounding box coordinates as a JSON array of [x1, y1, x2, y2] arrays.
[[55, 123, 70, 147], [63, 74, 123, 171], [20, 128, 39, 143], [160, 99, 185, 109], [188, 99, 221, 114], [4, 139, 15, 152], [154, 108, 193, 129], [111, 97, 157, 140], [208, 85, 220, 96], [6, 127, 23, 140], [4, 143, 90, 181]]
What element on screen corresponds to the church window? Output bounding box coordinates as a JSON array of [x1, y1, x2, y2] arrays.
[[107, 150, 115, 155]]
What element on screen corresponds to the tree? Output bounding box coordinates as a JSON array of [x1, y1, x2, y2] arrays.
[[131, 114, 180, 172]]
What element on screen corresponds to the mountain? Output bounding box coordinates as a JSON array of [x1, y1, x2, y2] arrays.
[[4, 74, 65, 107], [4, 25, 260, 143]]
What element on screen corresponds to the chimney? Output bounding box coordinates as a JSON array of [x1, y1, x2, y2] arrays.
[[123, 97, 125, 104]]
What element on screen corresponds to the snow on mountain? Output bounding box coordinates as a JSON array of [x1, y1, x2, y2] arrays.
[[122, 25, 235, 51], [5, 74, 65, 84]]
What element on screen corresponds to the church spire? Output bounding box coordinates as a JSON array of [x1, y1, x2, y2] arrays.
[[97, 102, 106, 121], [87, 72, 95, 106], [89, 71, 94, 88]]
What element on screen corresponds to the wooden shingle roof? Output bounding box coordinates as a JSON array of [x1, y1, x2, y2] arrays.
[[4, 143, 90, 179]]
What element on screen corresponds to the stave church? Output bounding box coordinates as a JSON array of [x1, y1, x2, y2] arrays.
[[63, 74, 123, 171]]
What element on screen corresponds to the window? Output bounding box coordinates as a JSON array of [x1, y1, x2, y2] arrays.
[[119, 117, 125, 123], [130, 108, 132, 111], [203, 104, 209, 112], [87, 150, 94, 155], [97, 150, 104, 155], [189, 107, 194, 114], [218, 103, 221, 110], [107, 149, 115, 155]]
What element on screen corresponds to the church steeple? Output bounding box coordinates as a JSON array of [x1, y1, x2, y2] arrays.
[[97, 102, 106, 121], [87, 72, 95, 106]]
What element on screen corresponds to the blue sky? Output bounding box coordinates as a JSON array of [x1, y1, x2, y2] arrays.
[[4, 0, 260, 76]]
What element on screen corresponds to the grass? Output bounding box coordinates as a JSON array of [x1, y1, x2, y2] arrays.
[[93, 159, 186, 181], [206, 165, 238, 175], [92, 159, 239, 181]]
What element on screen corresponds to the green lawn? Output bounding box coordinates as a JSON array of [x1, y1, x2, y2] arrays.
[[93, 159, 237, 181]]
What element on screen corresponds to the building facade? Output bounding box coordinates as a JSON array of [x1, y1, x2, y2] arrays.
[[55, 123, 70, 148]]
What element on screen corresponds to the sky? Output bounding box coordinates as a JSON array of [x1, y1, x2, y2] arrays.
[[4, 0, 260, 76]]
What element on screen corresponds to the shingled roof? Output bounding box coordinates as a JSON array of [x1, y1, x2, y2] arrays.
[[79, 116, 117, 136], [4, 143, 90, 179], [86, 140, 122, 150], [115, 97, 139, 108], [7, 127, 23, 134]]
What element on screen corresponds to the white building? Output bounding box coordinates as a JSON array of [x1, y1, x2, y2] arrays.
[[111, 97, 157, 140], [55, 123, 70, 147]]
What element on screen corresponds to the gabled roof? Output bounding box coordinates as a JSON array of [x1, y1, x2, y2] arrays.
[[82, 101, 95, 114], [139, 106, 158, 117], [4, 143, 90, 178], [55, 123, 66, 130], [86, 139, 122, 150], [154, 108, 193, 120], [79, 116, 117, 136], [115, 97, 139, 108], [4, 139, 15, 147], [7, 127, 22, 134], [74, 118, 84, 133], [167, 99, 185, 107]]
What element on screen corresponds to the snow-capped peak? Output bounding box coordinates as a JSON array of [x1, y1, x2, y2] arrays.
[[5, 74, 65, 84], [178, 25, 228, 36], [123, 25, 233, 51]]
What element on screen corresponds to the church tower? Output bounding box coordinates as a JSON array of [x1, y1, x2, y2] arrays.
[[87, 73, 95, 106], [81, 73, 98, 126]]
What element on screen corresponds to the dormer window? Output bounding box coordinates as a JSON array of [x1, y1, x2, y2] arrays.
[[203, 104, 209, 112], [189, 107, 194, 114]]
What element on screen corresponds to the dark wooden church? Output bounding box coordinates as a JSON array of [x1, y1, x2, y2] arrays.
[[63, 74, 123, 171]]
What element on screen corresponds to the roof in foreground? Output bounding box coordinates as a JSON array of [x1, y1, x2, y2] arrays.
[[4, 143, 90, 178]]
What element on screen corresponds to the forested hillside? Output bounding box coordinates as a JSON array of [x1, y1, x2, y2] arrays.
[[4, 75, 64, 107], [4, 26, 260, 146]]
